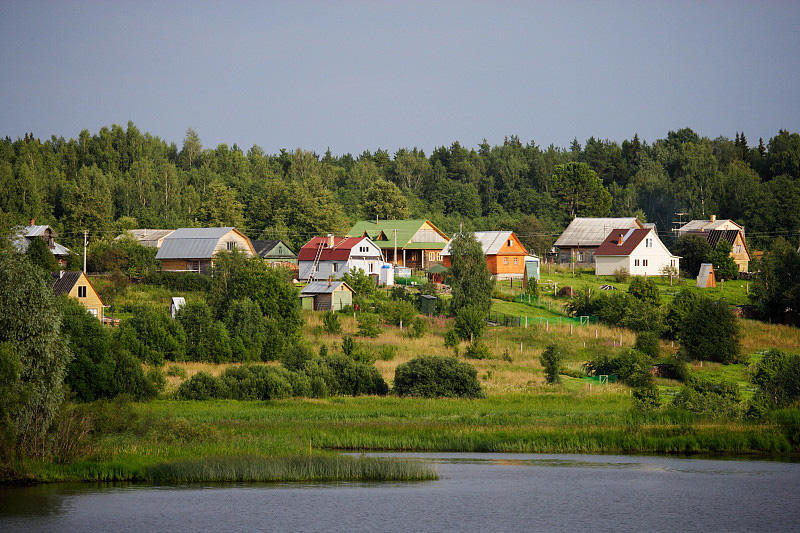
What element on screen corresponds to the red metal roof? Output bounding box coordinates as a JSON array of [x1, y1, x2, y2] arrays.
[[593, 228, 651, 256], [298, 236, 365, 261]]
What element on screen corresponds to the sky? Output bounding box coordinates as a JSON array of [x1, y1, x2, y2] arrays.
[[1, 1, 799, 156]]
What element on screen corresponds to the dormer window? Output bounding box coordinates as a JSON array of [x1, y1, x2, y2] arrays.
[[78, 286, 87, 298], [227, 241, 236, 251], [507, 240, 512, 247]]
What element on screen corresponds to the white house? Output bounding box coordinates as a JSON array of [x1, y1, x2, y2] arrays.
[[593, 228, 680, 277], [297, 235, 387, 282]]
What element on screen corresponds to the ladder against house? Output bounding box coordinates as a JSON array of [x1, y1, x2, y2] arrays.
[[308, 241, 325, 282]]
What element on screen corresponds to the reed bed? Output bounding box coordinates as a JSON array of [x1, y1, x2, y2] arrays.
[[143, 455, 437, 483]]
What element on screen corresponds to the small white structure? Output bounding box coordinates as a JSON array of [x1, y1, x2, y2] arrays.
[[594, 228, 680, 277], [379, 264, 394, 286], [697, 263, 717, 288], [524, 255, 540, 281], [298, 235, 387, 282], [170, 297, 186, 319]]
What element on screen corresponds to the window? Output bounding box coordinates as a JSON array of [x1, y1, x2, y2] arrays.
[[507, 240, 512, 247], [513, 257, 518, 265], [643, 259, 648, 266], [88, 308, 97, 317], [369, 262, 374, 273], [359, 246, 368, 253], [645, 238, 652, 248], [734, 245, 742, 253], [504, 257, 509, 265], [634, 259, 640, 266], [333, 263, 338, 273], [226, 241, 236, 251], [77, 286, 87, 298]]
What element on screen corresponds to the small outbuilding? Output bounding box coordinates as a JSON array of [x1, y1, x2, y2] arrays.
[[418, 294, 439, 316], [170, 297, 186, 319], [697, 263, 716, 288], [300, 280, 354, 311]]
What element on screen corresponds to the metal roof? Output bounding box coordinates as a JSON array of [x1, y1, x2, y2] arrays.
[[252, 239, 296, 258], [554, 218, 643, 248], [441, 231, 521, 256], [347, 219, 448, 248], [52, 271, 82, 296], [156, 227, 239, 260], [11, 225, 71, 256], [678, 219, 743, 233], [117, 229, 175, 247], [301, 281, 353, 294]]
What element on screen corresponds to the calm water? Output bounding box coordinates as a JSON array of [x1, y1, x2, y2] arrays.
[[2, 453, 800, 532]]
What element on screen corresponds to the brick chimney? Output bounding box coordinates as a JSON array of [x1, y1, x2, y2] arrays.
[[710, 214, 716, 222], [618, 232, 625, 245], [30, 218, 35, 226], [327, 234, 334, 247]]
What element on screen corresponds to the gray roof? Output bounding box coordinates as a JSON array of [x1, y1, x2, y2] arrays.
[[117, 229, 175, 247], [441, 231, 516, 256], [678, 219, 742, 233], [156, 227, 236, 260], [12, 225, 71, 256], [252, 239, 296, 258], [301, 281, 352, 294], [554, 217, 643, 248]]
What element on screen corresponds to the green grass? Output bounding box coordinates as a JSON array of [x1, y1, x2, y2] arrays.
[[16, 394, 795, 484]]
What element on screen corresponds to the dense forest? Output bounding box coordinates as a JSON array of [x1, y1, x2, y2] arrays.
[[1, 123, 799, 255]]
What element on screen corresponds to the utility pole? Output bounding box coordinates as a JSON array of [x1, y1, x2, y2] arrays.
[[83, 230, 88, 274]]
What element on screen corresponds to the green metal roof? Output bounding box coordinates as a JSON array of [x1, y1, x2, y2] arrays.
[[347, 219, 447, 248]]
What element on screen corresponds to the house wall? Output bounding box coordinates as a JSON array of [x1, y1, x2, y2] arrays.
[[213, 230, 255, 256], [558, 247, 597, 264], [409, 222, 448, 244], [595, 256, 631, 276], [314, 293, 333, 311], [332, 287, 353, 310], [731, 232, 749, 272], [161, 259, 212, 272], [488, 254, 526, 279], [68, 274, 104, 322]]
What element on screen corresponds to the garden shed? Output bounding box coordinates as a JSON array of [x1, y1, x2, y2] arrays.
[[300, 280, 354, 311], [697, 263, 716, 288], [418, 294, 439, 316]]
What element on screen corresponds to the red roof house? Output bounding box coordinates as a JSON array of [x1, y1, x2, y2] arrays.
[[594, 228, 680, 277], [298, 235, 386, 281]]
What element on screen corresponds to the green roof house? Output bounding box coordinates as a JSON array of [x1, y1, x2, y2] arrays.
[[347, 219, 449, 269]]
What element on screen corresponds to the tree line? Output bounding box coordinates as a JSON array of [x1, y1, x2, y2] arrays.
[[1, 124, 799, 254]]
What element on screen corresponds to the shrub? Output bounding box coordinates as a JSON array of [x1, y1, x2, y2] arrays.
[[678, 297, 742, 363], [464, 341, 491, 360], [377, 345, 398, 361], [224, 298, 269, 362], [380, 300, 417, 327], [628, 277, 660, 306], [564, 288, 592, 317], [356, 313, 382, 337], [177, 372, 228, 400], [634, 331, 660, 359], [118, 305, 186, 365], [524, 277, 539, 298], [557, 286, 575, 297], [749, 349, 800, 414], [394, 356, 483, 398], [444, 328, 459, 348], [110, 350, 159, 401], [662, 289, 700, 340], [178, 301, 232, 363], [584, 349, 653, 387], [710, 240, 739, 280], [314, 353, 388, 396], [672, 375, 741, 419], [454, 304, 487, 341], [167, 365, 187, 379], [613, 268, 629, 283], [633, 385, 661, 411], [539, 344, 562, 384], [322, 311, 341, 334], [282, 343, 314, 372], [407, 316, 427, 338]]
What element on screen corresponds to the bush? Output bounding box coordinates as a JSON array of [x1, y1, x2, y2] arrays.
[[584, 349, 653, 387], [564, 288, 592, 317], [322, 311, 341, 334], [749, 349, 800, 414], [178, 301, 232, 363], [394, 356, 483, 398], [628, 277, 660, 307], [224, 298, 270, 362], [613, 268, 629, 283], [167, 365, 187, 379], [444, 328, 459, 348], [281, 343, 314, 372], [356, 313, 382, 337], [407, 316, 427, 338], [632, 385, 661, 411], [377, 345, 398, 361], [177, 372, 228, 400], [380, 300, 417, 327], [312, 353, 388, 396], [634, 331, 660, 359], [539, 344, 562, 384], [464, 341, 491, 360], [110, 350, 159, 401], [454, 304, 486, 341], [679, 297, 742, 363], [662, 289, 700, 340], [342, 267, 376, 297], [118, 305, 186, 365], [672, 375, 741, 419], [143, 271, 210, 291]]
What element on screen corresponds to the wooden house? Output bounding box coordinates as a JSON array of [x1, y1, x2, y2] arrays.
[[554, 217, 644, 265], [12, 222, 71, 266], [298, 235, 386, 282], [441, 231, 528, 280], [683, 228, 751, 273], [155, 227, 256, 272], [347, 219, 449, 269], [52, 271, 104, 322], [300, 280, 354, 311], [676, 215, 743, 237], [252, 239, 297, 265], [593, 228, 680, 277]]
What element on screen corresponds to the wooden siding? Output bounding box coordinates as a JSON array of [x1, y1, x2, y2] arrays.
[[731, 232, 750, 272], [68, 273, 104, 322], [213, 229, 256, 256]]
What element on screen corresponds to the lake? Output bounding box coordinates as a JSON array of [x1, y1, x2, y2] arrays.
[[2, 453, 799, 532]]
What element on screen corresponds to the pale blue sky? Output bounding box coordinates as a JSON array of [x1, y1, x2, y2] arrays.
[[1, 1, 798, 154]]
